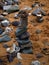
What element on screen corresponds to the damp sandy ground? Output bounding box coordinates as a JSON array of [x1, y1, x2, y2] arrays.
[[0, 0, 49, 65]]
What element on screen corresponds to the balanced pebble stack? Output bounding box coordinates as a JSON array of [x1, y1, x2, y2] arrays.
[[15, 10, 33, 54]]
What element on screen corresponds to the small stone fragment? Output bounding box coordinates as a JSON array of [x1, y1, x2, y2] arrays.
[[0, 2, 4, 9], [1, 20, 10, 27], [31, 60, 40, 65], [36, 29, 42, 34], [15, 27, 27, 37], [14, 0, 20, 5], [31, 2, 40, 7], [15, 62, 22, 65], [3, 43, 9, 48], [2, 12, 8, 16], [14, 14, 19, 19], [36, 53, 43, 58], [22, 48, 33, 54], [12, 21, 19, 26], [0, 35, 11, 42], [23, 6, 32, 11], [1, 27, 13, 36], [18, 32, 30, 40], [32, 8, 46, 16], [16, 38, 30, 45], [0, 15, 6, 21], [0, 28, 4, 35], [7, 54, 13, 62], [36, 13, 44, 22]]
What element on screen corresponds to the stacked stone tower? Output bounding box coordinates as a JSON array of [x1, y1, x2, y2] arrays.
[[15, 10, 33, 54]]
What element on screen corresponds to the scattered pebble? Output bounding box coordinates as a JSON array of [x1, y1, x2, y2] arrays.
[[36, 53, 43, 58], [2, 12, 8, 16], [35, 29, 42, 34], [31, 60, 40, 65]]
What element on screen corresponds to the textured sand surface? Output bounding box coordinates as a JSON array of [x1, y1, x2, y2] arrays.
[[0, 0, 49, 65]]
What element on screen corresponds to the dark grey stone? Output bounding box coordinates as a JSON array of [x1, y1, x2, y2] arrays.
[[36, 53, 43, 58], [32, 2, 45, 7], [0, 59, 3, 62], [42, 48, 47, 51], [41, 48, 49, 55], [18, 18, 28, 28], [0, 59, 3, 65], [7, 54, 13, 62], [0, 2, 4, 9], [7, 52, 17, 62], [20, 42, 32, 49], [15, 62, 22, 65], [0, 15, 6, 21], [32, 8, 46, 16], [0, 28, 4, 35], [41, 3, 45, 6], [18, 32, 30, 40], [37, 17, 44, 22], [15, 27, 27, 37], [12, 21, 19, 26], [16, 38, 30, 45], [31, 2, 40, 8], [18, 10, 28, 28], [3, 43, 9, 48], [0, 35, 11, 42], [14, 0, 19, 3], [6, 5, 19, 13], [22, 48, 33, 54]]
